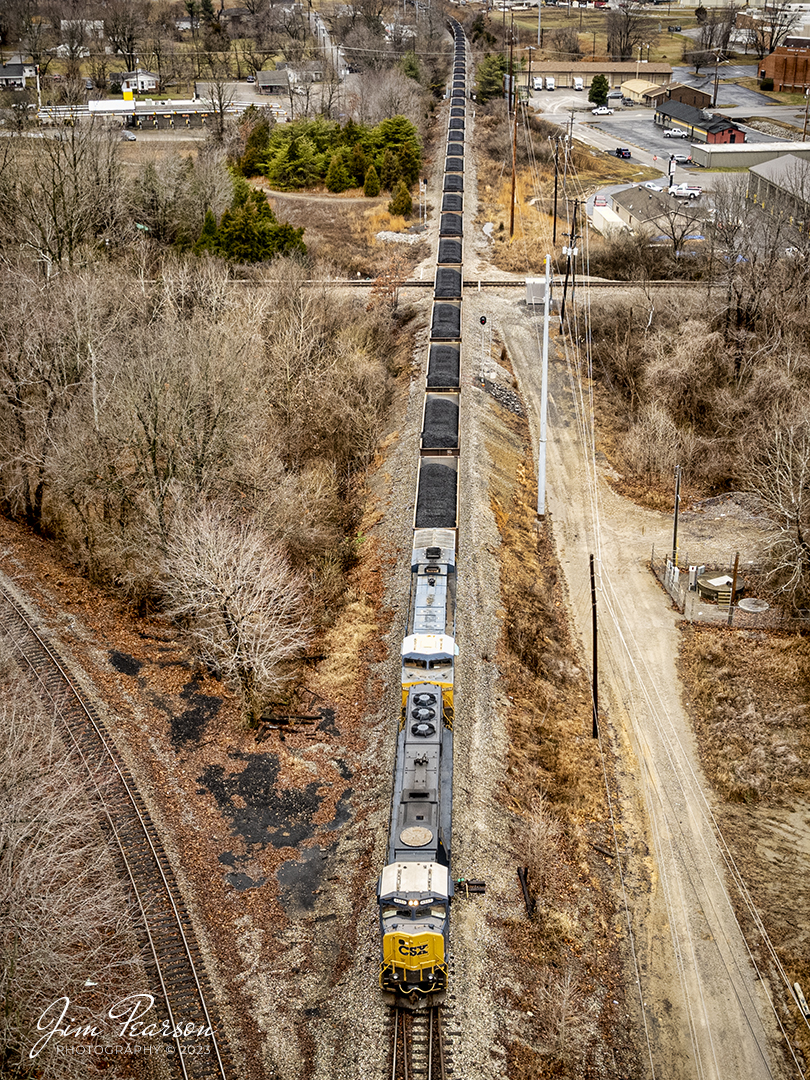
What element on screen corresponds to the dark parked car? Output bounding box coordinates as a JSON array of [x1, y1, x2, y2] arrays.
[[615, 147, 631, 158], [621, 97, 635, 106]]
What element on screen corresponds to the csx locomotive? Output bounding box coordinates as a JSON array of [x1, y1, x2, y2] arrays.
[[377, 530, 457, 1001]]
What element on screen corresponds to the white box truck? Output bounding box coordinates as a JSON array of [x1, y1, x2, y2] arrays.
[[533, 76, 543, 90], [573, 76, 584, 91], [545, 75, 555, 91]]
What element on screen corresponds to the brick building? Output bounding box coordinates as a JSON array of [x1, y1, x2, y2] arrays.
[[759, 46, 810, 91]]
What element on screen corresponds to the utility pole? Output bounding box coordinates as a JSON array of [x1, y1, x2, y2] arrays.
[[590, 554, 599, 739], [527, 46, 535, 93], [672, 464, 681, 565], [552, 138, 560, 244], [537, 254, 551, 518], [558, 198, 579, 328], [509, 22, 519, 238], [508, 30, 514, 119]]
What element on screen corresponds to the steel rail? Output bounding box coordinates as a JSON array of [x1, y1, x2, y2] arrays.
[[391, 1008, 446, 1080], [0, 581, 232, 1080]]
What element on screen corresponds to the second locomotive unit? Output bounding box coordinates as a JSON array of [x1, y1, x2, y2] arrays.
[[377, 529, 457, 1000]]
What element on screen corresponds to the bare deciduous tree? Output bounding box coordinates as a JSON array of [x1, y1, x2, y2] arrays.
[[162, 503, 312, 723], [547, 27, 581, 59], [0, 123, 123, 274], [748, 423, 810, 609], [100, 0, 149, 71], [605, 5, 653, 61], [198, 49, 236, 141], [746, 1, 800, 59]]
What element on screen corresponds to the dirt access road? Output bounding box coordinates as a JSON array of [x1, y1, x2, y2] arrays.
[[488, 291, 790, 1080]]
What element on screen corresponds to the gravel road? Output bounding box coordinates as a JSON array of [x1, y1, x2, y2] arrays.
[[492, 291, 787, 1080]]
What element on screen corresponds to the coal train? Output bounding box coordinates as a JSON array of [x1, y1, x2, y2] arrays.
[[376, 19, 467, 1005]]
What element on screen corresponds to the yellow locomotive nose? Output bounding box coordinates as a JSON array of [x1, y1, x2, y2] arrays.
[[380, 932, 447, 994]]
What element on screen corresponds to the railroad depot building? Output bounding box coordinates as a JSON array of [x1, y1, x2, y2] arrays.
[[759, 46, 810, 91], [654, 99, 745, 144], [747, 154, 810, 229], [525, 60, 672, 91]]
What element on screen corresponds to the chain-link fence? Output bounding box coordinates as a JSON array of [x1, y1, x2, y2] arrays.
[[650, 544, 809, 630]]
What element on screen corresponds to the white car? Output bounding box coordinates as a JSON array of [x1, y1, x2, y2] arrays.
[[641, 181, 663, 191], [592, 105, 614, 115]]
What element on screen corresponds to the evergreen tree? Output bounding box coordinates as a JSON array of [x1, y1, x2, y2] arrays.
[[193, 208, 219, 255], [388, 179, 412, 217], [402, 51, 420, 81], [380, 147, 400, 191], [588, 73, 610, 105], [325, 153, 352, 193], [475, 54, 507, 104], [398, 143, 420, 188], [363, 164, 380, 197], [266, 221, 307, 258], [350, 142, 368, 186], [239, 118, 271, 177]]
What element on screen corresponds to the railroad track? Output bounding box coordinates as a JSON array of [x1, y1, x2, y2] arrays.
[[0, 581, 233, 1080], [391, 1007, 448, 1080]]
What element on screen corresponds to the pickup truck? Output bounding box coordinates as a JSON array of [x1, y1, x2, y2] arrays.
[[669, 183, 701, 200]]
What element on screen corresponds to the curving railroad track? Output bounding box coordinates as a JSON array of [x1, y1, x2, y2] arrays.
[[0, 579, 233, 1080], [391, 1007, 448, 1080]]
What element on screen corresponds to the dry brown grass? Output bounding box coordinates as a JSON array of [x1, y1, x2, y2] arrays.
[[266, 191, 429, 277], [474, 117, 657, 274], [478, 364, 640, 1079], [678, 625, 810, 802]]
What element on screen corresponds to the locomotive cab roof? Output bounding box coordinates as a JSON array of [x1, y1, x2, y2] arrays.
[[378, 861, 451, 900], [401, 634, 457, 662]]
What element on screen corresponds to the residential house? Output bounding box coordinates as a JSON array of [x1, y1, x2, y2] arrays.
[[120, 70, 160, 93], [0, 62, 36, 89], [611, 187, 676, 232], [278, 60, 324, 84], [611, 186, 712, 246], [654, 99, 745, 144]]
